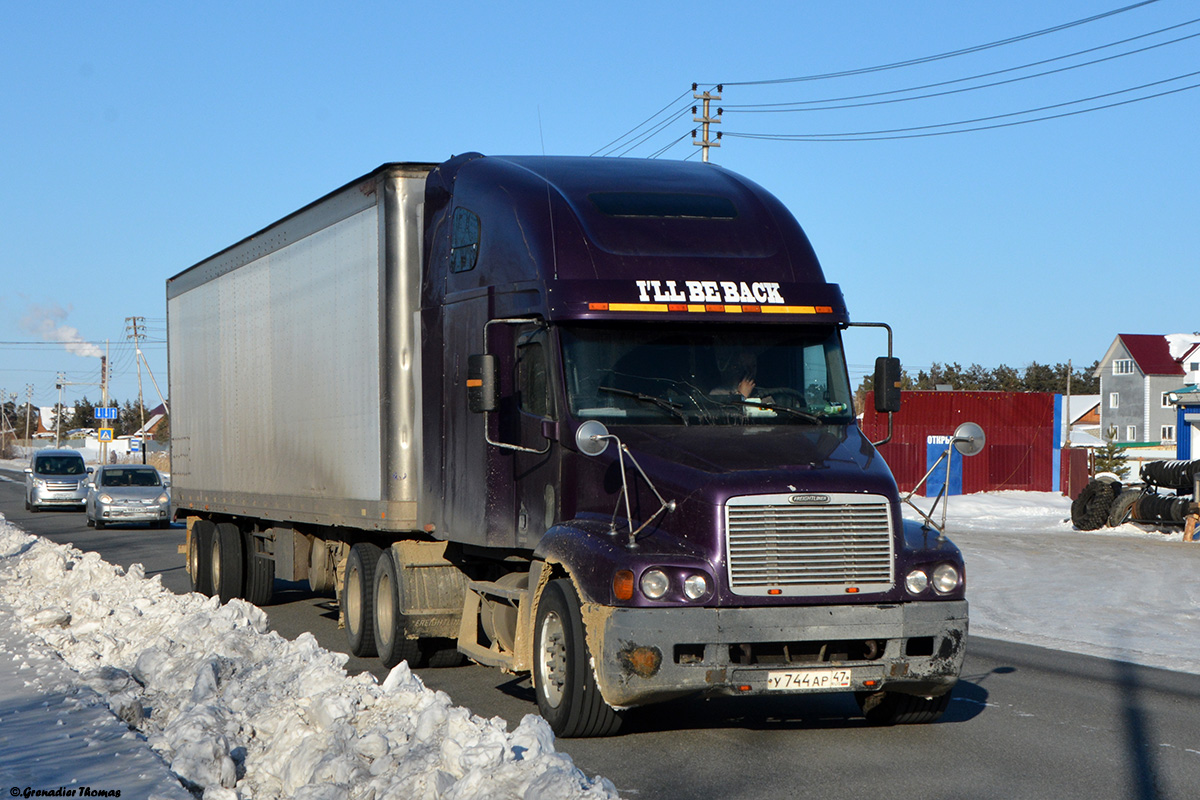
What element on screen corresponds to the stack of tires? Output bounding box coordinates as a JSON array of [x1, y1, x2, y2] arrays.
[[1072, 460, 1200, 531], [1070, 479, 1120, 531]]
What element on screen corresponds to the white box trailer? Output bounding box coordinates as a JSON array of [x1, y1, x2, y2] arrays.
[[167, 164, 434, 530]]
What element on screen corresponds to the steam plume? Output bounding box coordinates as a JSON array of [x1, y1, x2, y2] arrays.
[[21, 304, 103, 358]]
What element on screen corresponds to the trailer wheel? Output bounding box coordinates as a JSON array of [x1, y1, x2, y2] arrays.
[[242, 529, 275, 606], [1107, 489, 1141, 527], [213, 522, 245, 603], [373, 548, 423, 668], [1070, 479, 1117, 531], [190, 519, 216, 596], [533, 579, 623, 738], [345, 542, 382, 657], [856, 690, 951, 725]]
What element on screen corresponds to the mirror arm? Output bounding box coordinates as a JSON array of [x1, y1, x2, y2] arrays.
[[846, 321, 898, 446], [474, 318, 551, 455]]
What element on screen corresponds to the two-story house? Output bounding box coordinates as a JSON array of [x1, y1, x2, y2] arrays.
[[1094, 333, 1200, 445]]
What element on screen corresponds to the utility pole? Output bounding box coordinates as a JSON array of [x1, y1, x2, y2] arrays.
[[691, 84, 723, 163], [100, 343, 109, 465], [1065, 359, 1073, 449], [127, 316, 147, 464], [55, 371, 66, 448], [0, 389, 11, 456], [24, 384, 33, 444]]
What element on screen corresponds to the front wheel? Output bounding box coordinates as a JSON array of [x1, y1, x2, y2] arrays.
[[533, 579, 623, 738], [856, 690, 952, 725]]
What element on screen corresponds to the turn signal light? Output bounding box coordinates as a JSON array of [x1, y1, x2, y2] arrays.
[[613, 570, 634, 601]]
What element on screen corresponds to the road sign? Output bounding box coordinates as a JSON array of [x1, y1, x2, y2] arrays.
[[131, 438, 142, 453], [94, 407, 119, 420], [98, 428, 113, 442]]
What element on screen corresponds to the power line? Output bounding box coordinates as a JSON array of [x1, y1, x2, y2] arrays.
[[614, 104, 695, 157], [717, 0, 1163, 86], [591, 89, 694, 157], [724, 21, 1200, 113], [724, 74, 1200, 142]]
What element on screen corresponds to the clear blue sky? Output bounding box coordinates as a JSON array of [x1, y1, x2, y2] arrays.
[[2, 1, 1196, 413]]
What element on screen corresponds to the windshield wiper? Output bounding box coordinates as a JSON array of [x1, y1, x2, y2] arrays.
[[720, 397, 825, 423], [598, 386, 688, 423]]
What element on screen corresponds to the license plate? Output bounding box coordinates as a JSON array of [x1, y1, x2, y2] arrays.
[[766, 669, 852, 691]]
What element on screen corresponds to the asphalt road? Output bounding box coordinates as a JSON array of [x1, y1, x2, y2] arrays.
[[4, 466, 1200, 799]]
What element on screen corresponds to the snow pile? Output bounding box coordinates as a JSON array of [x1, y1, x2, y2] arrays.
[[0, 520, 617, 800]]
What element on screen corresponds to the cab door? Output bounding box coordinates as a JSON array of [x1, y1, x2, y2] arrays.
[[511, 326, 561, 549]]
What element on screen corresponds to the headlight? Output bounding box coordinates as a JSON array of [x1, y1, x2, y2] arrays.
[[156, 493, 170, 505], [640, 569, 669, 600], [34, 478, 47, 488], [683, 573, 709, 601], [98, 493, 113, 504], [932, 564, 961, 594], [905, 569, 929, 595]]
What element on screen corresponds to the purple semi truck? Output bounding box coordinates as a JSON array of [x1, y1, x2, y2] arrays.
[[168, 154, 967, 737]]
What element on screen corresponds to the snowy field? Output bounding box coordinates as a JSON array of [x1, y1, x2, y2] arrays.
[[905, 491, 1200, 674], [2, 489, 1199, 798]]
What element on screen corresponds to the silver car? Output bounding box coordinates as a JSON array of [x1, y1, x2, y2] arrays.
[[25, 449, 91, 511], [85, 465, 172, 529]]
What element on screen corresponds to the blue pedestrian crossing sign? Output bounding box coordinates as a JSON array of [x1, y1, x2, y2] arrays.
[[98, 428, 113, 442]]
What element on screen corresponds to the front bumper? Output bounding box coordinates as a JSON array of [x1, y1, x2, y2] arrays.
[[97, 505, 169, 523], [585, 600, 968, 708], [30, 487, 86, 507]]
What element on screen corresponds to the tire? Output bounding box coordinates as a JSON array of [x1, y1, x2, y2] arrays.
[[345, 542, 382, 658], [857, 690, 952, 725], [86, 516, 95, 528], [242, 528, 275, 606], [213, 522, 245, 603], [373, 548, 423, 668], [533, 579, 623, 738], [1071, 479, 1117, 531], [191, 519, 216, 596], [1107, 489, 1141, 527], [95, 518, 105, 529]]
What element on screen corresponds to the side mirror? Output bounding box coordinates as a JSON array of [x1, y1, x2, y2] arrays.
[[873, 356, 902, 414], [466, 354, 498, 413], [575, 419, 611, 456]]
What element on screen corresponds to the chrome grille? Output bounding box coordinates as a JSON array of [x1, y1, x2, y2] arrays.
[[44, 479, 80, 492], [725, 493, 894, 596]]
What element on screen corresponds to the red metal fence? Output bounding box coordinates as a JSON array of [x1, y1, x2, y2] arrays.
[[862, 391, 1057, 494]]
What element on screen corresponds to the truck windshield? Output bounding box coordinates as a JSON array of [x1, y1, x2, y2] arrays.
[[560, 323, 854, 426]]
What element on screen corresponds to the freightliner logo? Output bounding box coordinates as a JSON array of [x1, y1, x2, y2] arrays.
[[788, 494, 830, 504]]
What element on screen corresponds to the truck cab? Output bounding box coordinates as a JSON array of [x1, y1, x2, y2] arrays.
[[421, 155, 967, 735]]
